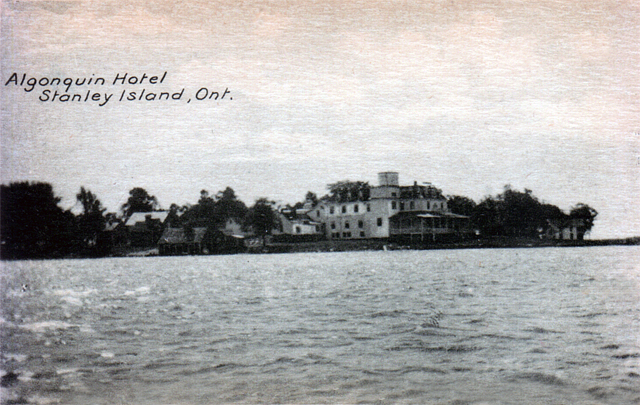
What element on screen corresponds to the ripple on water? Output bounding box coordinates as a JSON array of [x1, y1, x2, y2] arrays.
[[1, 247, 638, 404]]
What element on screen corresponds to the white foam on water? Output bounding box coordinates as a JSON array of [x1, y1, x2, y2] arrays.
[[125, 286, 151, 296], [0, 388, 12, 402], [2, 353, 28, 363], [100, 351, 115, 359], [19, 321, 76, 333], [28, 394, 60, 405], [56, 368, 79, 375], [18, 371, 34, 382], [62, 296, 83, 306], [53, 288, 96, 297]]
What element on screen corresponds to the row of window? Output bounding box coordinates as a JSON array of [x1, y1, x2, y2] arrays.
[[331, 231, 367, 239], [390, 200, 443, 211], [330, 218, 384, 230], [321, 200, 445, 216], [328, 204, 371, 215]]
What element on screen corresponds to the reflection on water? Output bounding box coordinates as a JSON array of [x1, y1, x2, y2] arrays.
[[1, 246, 639, 404]]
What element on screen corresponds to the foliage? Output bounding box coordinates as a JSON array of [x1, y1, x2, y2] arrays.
[[569, 203, 598, 232], [0, 182, 75, 259], [447, 195, 477, 216], [0, 179, 601, 259], [121, 187, 159, 218], [472, 196, 504, 237], [469, 186, 598, 238], [499, 187, 544, 237], [75, 187, 107, 254], [180, 187, 248, 231], [293, 191, 319, 209], [325, 181, 370, 202], [305, 191, 319, 206], [165, 203, 185, 228], [244, 198, 279, 245], [215, 187, 248, 222]]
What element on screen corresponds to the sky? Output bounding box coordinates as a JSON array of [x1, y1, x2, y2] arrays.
[[1, 0, 639, 239]]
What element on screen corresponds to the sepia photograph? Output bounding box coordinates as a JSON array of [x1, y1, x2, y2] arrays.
[[1, 0, 639, 403]]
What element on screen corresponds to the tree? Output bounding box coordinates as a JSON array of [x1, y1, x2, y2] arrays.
[[498, 187, 543, 237], [468, 186, 597, 239], [245, 198, 278, 246], [293, 191, 319, 209], [305, 191, 318, 206], [326, 181, 370, 202], [165, 203, 184, 228], [0, 182, 75, 259], [472, 196, 502, 237], [75, 187, 106, 253], [121, 187, 159, 217], [569, 203, 598, 233], [447, 195, 476, 216], [215, 187, 248, 222], [181, 187, 248, 231]]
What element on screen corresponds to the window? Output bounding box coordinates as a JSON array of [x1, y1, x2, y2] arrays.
[[331, 222, 336, 230], [334, 232, 340, 239], [315, 225, 320, 232], [345, 222, 350, 229], [377, 218, 383, 226], [354, 204, 359, 213], [360, 231, 365, 237], [427, 201, 430, 210], [316, 210, 320, 217], [343, 232, 351, 238], [392, 192, 397, 197], [367, 204, 371, 212], [400, 202, 405, 211], [330, 206, 335, 214], [410, 201, 414, 210], [295, 226, 301, 234], [358, 220, 364, 228], [392, 201, 397, 210], [342, 205, 347, 213]]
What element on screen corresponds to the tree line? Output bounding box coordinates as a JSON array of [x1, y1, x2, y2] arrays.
[[0, 182, 280, 259], [447, 185, 597, 238], [0, 181, 597, 259]]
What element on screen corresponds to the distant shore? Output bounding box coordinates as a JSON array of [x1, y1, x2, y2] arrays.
[[262, 236, 640, 254], [106, 236, 640, 258], [4, 237, 638, 260]]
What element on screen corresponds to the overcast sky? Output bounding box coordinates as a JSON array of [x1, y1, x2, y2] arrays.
[[2, 0, 639, 239]]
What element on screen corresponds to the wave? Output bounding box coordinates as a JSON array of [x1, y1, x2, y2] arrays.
[[513, 372, 566, 386], [18, 321, 77, 333], [387, 342, 479, 353], [178, 363, 242, 376]]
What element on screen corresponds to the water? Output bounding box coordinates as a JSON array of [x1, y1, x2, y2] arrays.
[[1, 246, 639, 404]]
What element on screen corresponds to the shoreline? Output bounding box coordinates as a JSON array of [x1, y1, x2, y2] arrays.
[[2, 237, 638, 260], [79, 236, 640, 257], [262, 236, 640, 254]]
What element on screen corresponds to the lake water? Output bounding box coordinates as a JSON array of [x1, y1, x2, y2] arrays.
[[1, 246, 639, 404]]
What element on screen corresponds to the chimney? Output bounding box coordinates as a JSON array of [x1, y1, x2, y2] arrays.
[[378, 172, 399, 186]]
